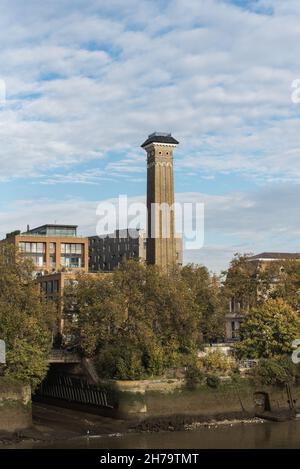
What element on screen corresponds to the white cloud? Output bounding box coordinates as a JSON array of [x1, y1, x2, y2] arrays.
[[0, 0, 300, 273], [2, 184, 300, 273], [0, 0, 299, 182]]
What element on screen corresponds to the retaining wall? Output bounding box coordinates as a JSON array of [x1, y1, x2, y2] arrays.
[[0, 378, 32, 433]]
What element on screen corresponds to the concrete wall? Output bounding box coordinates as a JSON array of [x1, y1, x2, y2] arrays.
[[102, 378, 300, 420], [0, 378, 32, 433], [44, 361, 300, 422]]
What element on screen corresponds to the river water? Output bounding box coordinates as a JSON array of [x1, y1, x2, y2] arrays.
[[27, 419, 300, 449]]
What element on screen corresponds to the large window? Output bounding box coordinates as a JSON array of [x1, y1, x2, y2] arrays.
[[50, 242, 56, 267], [60, 243, 84, 268], [19, 242, 46, 267], [61, 244, 82, 254]]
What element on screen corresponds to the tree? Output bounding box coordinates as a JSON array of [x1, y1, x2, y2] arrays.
[[251, 355, 299, 387], [222, 254, 259, 312], [64, 261, 203, 379], [235, 298, 300, 359], [223, 255, 300, 313], [181, 264, 225, 343], [0, 244, 51, 389], [259, 260, 300, 313], [64, 272, 125, 357]]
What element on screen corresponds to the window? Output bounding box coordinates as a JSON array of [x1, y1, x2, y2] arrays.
[[19, 242, 46, 267], [60, 243, 84, 268], [50, 243, 56, 254], [37, 243, 45, 253]]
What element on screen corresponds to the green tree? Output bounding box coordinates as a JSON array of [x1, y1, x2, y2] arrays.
[[64, 272, 125, 357], [65, 261, 202, 379], [222, 253, 259, 312], [259, 260, 300, 313], [181, 264, 225, 343], [0, 244, 51, 389], [235, 298, 300, 359], [251, 355, 299, 387]]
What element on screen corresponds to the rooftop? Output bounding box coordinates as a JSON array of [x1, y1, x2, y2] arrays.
[[25, 224, 78, 233], [22, 224, 79, 237], [247, 252, 300, 261], [89, 228, 145, 240], [141, 132, 179, 148]]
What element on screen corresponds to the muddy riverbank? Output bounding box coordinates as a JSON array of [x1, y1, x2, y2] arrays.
[[4, 407, 300, 449], [0, 403, 129, 447], [0, 403, 266, 448]]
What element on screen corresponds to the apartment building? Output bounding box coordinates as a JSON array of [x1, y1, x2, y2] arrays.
[[2, 224, 88, 274], [225, 252, 300, 342], [1, 224, 89, 337], [88, 228, 183, 272]]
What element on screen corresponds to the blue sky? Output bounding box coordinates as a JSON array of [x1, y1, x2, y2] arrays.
[[0, 0, 300, 272]]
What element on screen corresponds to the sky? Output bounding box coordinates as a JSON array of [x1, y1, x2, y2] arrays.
[[0, 0, 299, 273]]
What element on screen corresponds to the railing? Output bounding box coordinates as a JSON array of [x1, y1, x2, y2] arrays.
[[20, 233, 87, 238], [35, 375, 114, 409], [48, 350, 81, 363], [238, 359, 259, 369]]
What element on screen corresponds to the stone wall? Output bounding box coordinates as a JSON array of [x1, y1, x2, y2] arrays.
[[0, 378, 32, 433], [102, 378, 300, 420]]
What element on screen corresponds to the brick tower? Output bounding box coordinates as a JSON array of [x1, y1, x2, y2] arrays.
[[141, 132, 179, 271]]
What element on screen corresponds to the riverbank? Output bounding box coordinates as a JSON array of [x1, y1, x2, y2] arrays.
[[4, 405, 299, 449], [0, 403, 266, 448], [0, 403, 129, 447]]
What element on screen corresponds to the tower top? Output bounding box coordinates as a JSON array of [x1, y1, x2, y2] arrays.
[[141, 132, 179, 148]]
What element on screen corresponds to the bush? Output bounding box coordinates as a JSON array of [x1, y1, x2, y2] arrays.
[[185, 361, 205, 388], [200, 349, 236, 375], [96, 344, 145, 380], [142, 343, 166, 377], [206, 374, 221, 388], [251, 355, 299, 387]]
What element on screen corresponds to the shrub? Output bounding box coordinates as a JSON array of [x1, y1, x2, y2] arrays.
[[251, 355, 299, 387], [142, 343, 166, 377], [185, 359, 205, 388], [206, 374, 221, 388], [200, 349, 236, 375], [96, 344, 145, 380]]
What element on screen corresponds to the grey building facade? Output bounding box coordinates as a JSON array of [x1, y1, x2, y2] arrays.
[[88, 229, 183, 272]]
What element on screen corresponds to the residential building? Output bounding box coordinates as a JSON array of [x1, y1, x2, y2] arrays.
[[225, 252, 300, 342], [2, 224, 88, 274], [88, 228, 183, 272], [38, 271, 78, 335]]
